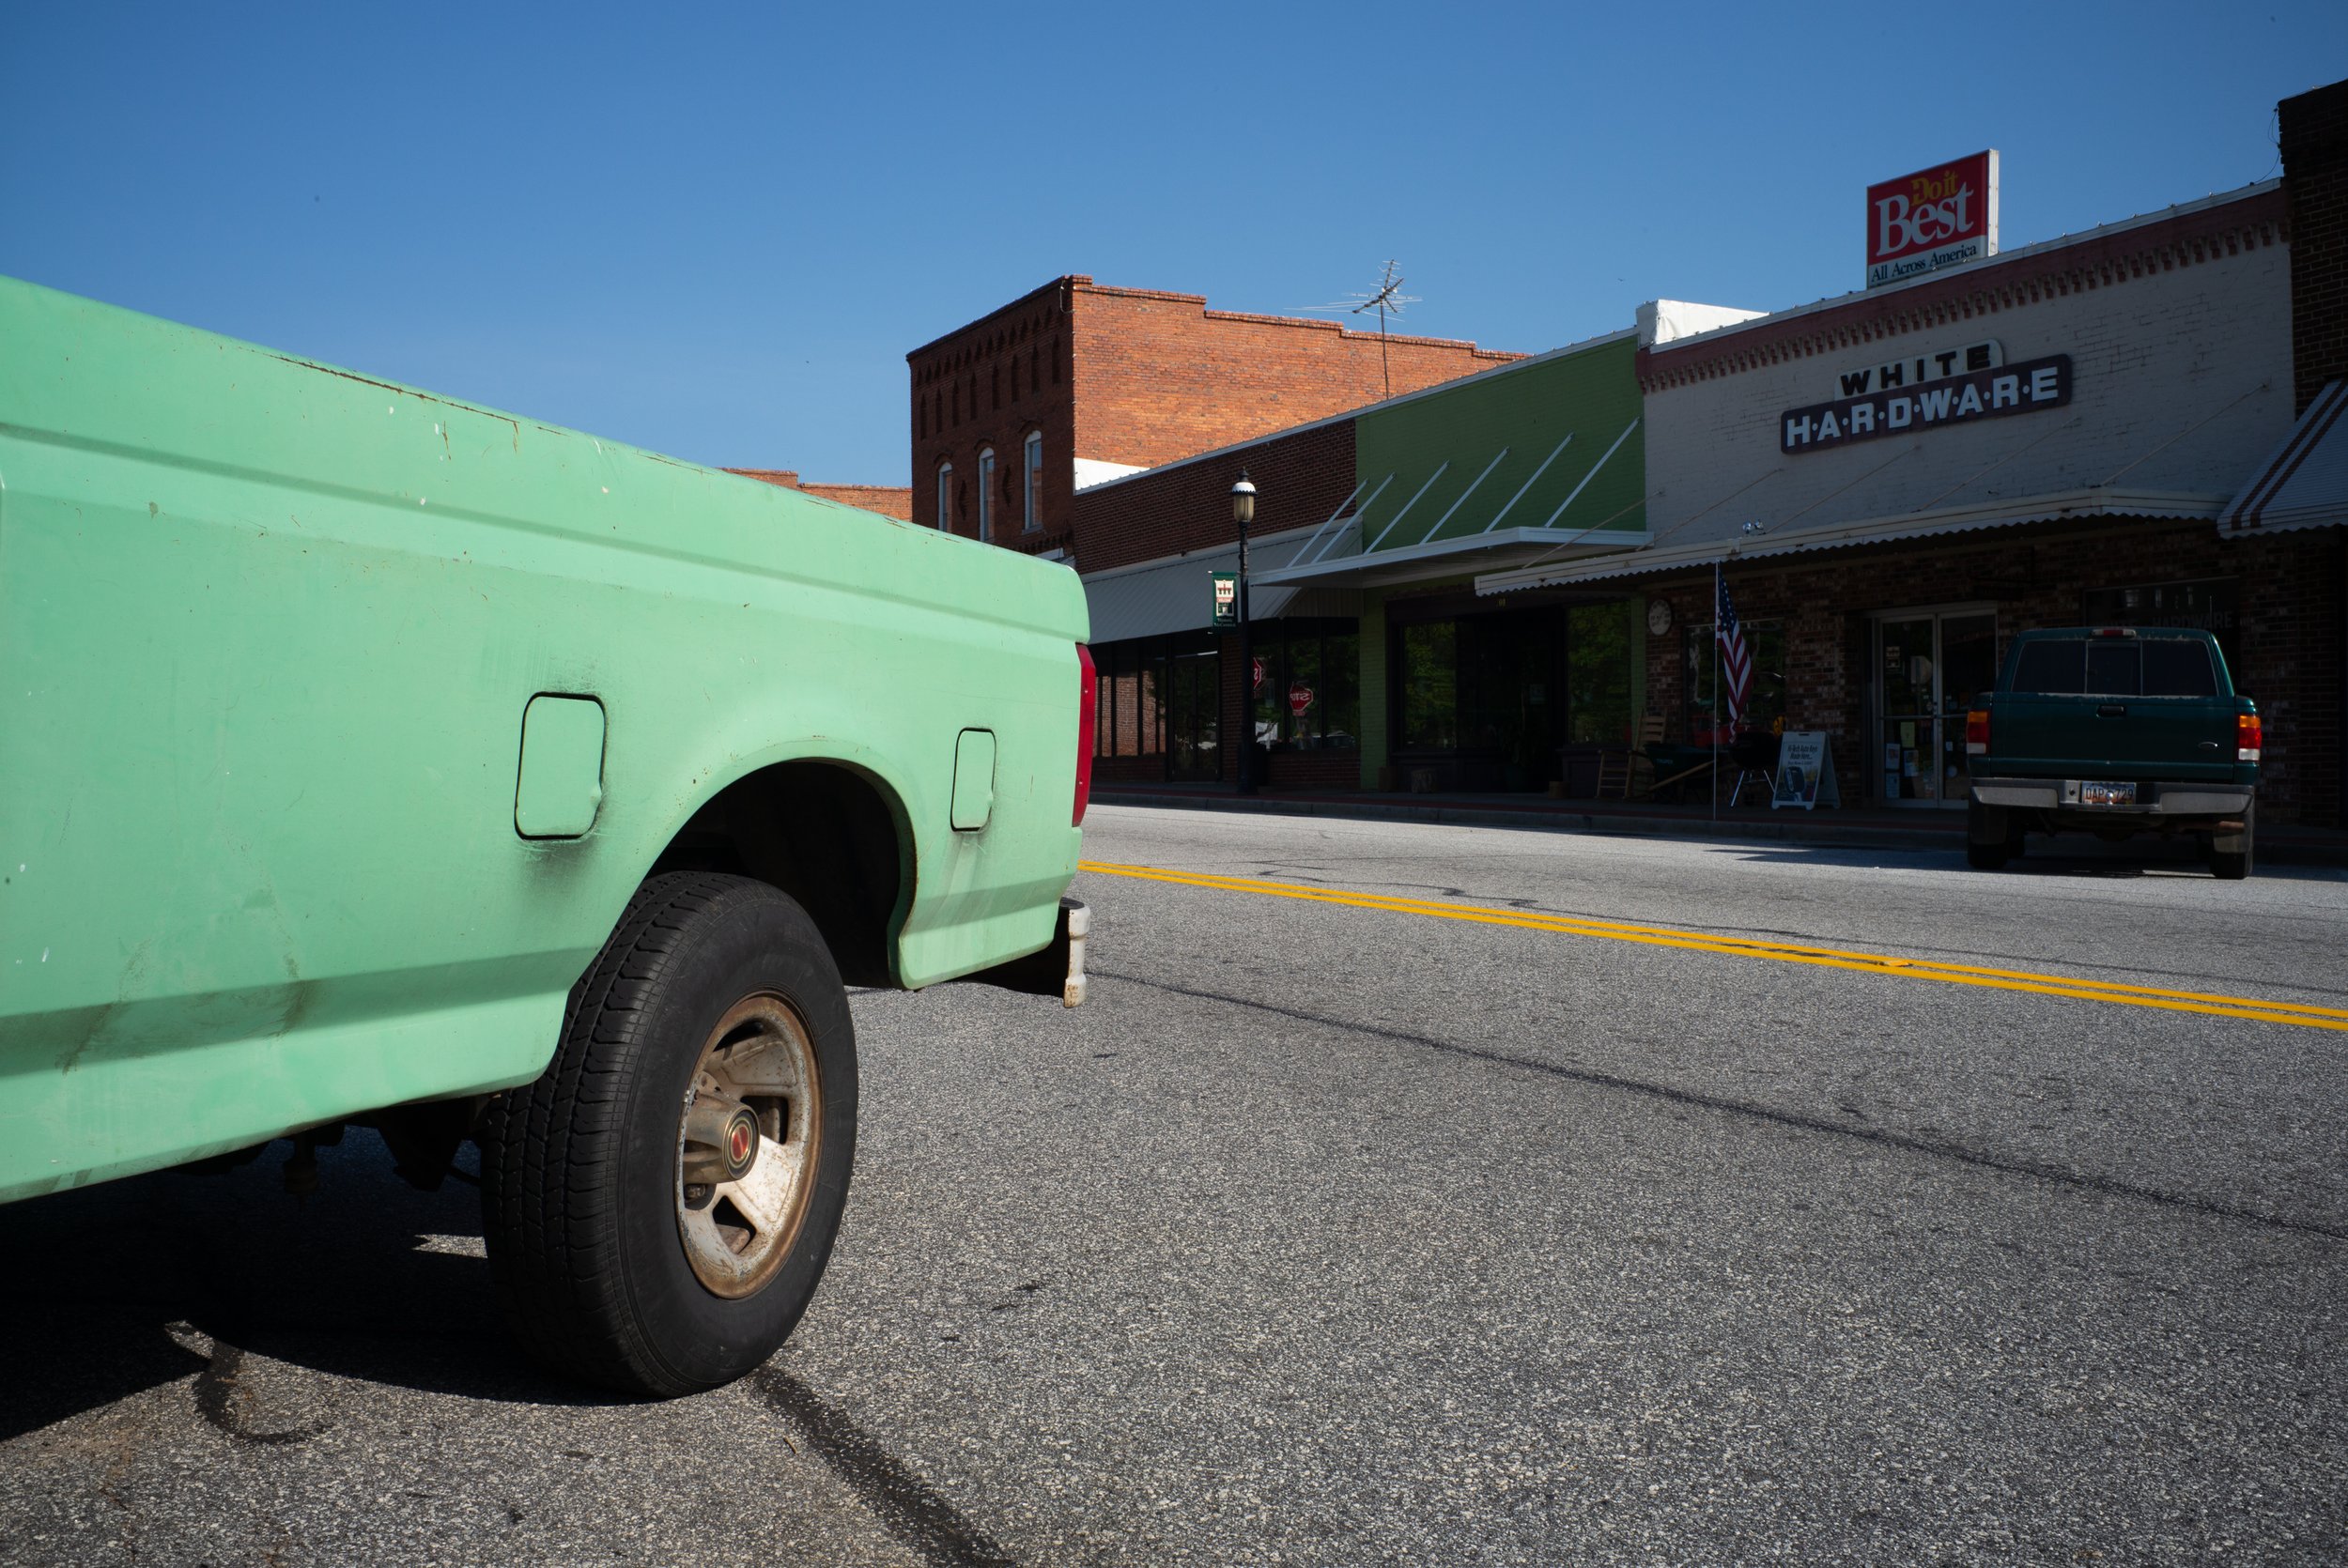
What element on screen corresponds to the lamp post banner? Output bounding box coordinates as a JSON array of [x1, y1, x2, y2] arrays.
[[1212, 572, 1238, 627]]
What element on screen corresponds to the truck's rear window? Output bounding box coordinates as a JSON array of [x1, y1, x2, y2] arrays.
[[2010, 639, 2218, 697]]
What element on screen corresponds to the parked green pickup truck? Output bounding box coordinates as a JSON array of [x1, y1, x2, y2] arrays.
[[0, 275, 1093, 1394], [1964, 626, 2260, 878]]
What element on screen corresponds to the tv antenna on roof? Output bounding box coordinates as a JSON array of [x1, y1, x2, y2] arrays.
[[1299, 259, 1421, 398]]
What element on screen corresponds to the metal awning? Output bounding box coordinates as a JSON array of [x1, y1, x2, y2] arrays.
[[1249, 414, 1650, 591], [2220, 380, 2348, 535], [1256, 525, 1652, 590], [1080, 524, 1357, 644], [1473, 486, 2229, 594]]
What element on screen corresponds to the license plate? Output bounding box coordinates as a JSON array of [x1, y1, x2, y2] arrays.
[[2079, 780, 2138, 807]]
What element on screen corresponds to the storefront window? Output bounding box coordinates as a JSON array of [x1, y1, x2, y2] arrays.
[[1090, 632, 1217, 769], [2079, 578, 2240, 674], [1250, 620, 1361, 750], [1683, 621, 1785, 745], [1566, 602, 1633, 746], [1400, 621, 1458, 750]]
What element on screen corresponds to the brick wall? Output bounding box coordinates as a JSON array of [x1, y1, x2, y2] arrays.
[[1069, 284, 1520, 474], [1070, 419, 1356, 576], [725, 469, 913, 521], [1632, 519, 2343, 824], [2281, 79, 2348, 412], [909, 275, 1516, 562], [905, 278, 1078, 555]]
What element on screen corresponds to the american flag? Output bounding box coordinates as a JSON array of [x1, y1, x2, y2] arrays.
[[1715, 568, 1753, 728]]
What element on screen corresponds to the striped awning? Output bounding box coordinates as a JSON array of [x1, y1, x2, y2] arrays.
[[2220, 380, 2348, 535]]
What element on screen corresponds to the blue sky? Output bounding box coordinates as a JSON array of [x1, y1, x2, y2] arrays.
[[5, 3, 2343, 484]]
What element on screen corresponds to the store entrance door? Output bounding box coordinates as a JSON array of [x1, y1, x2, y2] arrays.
[[1873, 607, 1998, 807], [1166, 645, 1222, 782]]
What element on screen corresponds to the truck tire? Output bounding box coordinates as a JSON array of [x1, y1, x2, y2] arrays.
[[2209, 800, 2255, 882], [480, 872, 857, 1396], [1965, 799, 2011, 870]]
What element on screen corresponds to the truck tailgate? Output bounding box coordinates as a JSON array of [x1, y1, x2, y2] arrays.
[[1993, 635, 2241, 782]]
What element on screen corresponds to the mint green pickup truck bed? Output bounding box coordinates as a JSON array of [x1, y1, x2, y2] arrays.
[[0, 275, 1093, 1392]]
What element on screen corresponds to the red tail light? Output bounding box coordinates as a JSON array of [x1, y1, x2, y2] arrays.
[[1965, 708, 1991, 757], [2236, 710, 2263, 763], [1074, 643, 1097, 825]]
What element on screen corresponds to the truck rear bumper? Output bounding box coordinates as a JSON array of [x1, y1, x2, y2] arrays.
[[957, 897, 1089, 1007], [1969, 777, 2251, 817]]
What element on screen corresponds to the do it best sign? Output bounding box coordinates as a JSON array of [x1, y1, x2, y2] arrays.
[[1866, 151, 1999, 288]]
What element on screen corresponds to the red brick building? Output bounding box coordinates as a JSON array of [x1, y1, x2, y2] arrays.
[[724, 469, 914, 522], [2283, 79, 2348, 410], [905, 275, 1520, 561]]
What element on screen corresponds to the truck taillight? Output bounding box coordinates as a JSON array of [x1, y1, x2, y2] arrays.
[[2237, 710, 2263, 763], [1074, 643, 1097, 825], [1965, 708, 1991, 757]]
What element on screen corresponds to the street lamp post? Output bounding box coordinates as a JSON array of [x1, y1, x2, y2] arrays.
[[1232, 471, 1257, 797]]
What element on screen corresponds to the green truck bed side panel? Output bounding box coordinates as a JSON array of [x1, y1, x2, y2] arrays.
[[0, 276, 1089, 1202]]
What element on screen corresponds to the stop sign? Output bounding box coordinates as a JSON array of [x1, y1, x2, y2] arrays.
[[1289, 683, 1314, 716], [1251, 656, 1267, 693]]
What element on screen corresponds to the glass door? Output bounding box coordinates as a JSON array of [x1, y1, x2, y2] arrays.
[[1874, 608, 1998, 807], [1166, 645, 1222, 781], [1937, 613, 1999, 801]]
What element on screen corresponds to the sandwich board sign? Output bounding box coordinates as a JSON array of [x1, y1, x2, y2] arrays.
[[1771, 732, 1842, 809]]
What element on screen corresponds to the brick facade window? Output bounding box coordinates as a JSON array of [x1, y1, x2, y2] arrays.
[[1024, 432, 1043, 531], [1684, 621, 1786, 746], [936, 462, 953, 531], [978, 448, 996, 542]]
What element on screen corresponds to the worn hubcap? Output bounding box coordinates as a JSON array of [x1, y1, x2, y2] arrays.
[[674, 992, 821, 1299]]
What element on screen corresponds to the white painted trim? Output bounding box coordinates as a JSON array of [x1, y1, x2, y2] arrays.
[[1073, 456, 1149, 490]]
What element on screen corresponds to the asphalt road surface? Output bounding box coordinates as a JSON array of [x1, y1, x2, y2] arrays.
[[6, 807, 2345, 1566]]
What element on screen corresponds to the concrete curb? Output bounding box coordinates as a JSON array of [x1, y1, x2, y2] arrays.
[[1091, 790, 2348, 867]]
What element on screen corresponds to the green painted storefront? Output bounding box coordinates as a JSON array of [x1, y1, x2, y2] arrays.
[[1254, 330, 1651, 791]]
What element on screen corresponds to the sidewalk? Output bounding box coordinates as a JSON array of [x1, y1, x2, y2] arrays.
[[1091, 781, 2348, 867]]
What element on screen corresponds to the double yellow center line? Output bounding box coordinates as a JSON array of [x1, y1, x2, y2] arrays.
[[1078, 860, 2348, 1035]]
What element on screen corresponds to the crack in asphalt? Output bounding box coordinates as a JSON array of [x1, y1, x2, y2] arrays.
[[1092, 968, 2348, 1244], [753, 1365, 1020, 1568]]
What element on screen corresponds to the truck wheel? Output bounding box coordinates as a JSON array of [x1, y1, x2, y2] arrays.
[[2209, 801, 2255, 881], [1965, 799, 2011, 870], [480, 872, 857, 1396]]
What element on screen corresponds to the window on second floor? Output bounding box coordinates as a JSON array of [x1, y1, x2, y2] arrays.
[[936, 463, 953, 531], [978, 448, 996, 542], [1024, 432, 1043, 531]]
